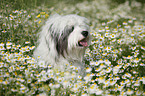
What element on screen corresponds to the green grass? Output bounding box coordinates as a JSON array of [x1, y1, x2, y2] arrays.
[[0, 0, 145, 95]]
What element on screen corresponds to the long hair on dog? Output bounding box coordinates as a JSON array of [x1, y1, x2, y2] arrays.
[[33, 14, 91, 75]]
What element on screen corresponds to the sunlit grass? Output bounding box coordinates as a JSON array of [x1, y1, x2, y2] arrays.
[[0, 0, 145, 95]]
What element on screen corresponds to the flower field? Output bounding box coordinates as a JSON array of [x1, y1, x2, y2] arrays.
[[0, 0, 145, 95]]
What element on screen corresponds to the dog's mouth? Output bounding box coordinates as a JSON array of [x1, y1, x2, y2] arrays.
[[78, 38, 88, 47]]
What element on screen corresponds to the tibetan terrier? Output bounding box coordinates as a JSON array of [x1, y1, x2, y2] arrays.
[[33, 14, 91, 75]]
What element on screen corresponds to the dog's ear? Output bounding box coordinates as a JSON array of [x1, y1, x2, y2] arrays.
[[55, 25, 74, 56], [65, 25, 74, 34], [70, 26, 74, 33]]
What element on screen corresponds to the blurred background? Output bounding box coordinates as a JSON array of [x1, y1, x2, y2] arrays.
[[1, 0, 145, 10]]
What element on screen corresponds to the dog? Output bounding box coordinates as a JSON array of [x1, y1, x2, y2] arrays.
[[33, 14, 91, 75]]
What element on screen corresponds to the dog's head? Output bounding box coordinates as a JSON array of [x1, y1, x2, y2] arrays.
[[45, 14, 91, 58]]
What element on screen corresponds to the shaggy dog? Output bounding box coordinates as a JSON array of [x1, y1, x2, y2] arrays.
[[33, 14, 91, 75]]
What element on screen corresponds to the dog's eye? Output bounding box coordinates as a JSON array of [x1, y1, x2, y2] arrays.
[[72, 26, 74, 32], [66, 26, 74, 34]]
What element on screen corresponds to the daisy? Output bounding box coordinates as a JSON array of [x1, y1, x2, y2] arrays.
[[84, 73, 94, 83], [112, 28, 118, 33], [128, 19, 133, 23], [105, 26, 109, 29], [134, 80, 140, 86], [106, 67, 112, 73], [125, 79, 130, 84], [88, 84, 98, 94], [90, 61, 99, 66], [81, 93, 88, 96], [6, 45, 11, 49], [27, 78, 32, 83], [99, 63, 106, 70], [123, 21, 128, 25], [53, 83, 60, 89], [136, 90, 142, 95], [95, 89, 103, 95], [126, 89, 134, 95], [113, 65, 121, 75], [117, 24, 121, 28], [99, 69, 106, 76], [3, 80, 9, 85], [141, 46, 145, 50], [2, 30, 7, 33], [11, 88, 17, 92], [38, 60, 47, 68], [9, 65, 15, 72], [133, 58, 141, 63], [6, 42, 12, 45], [104, 32, 109, 37], [0, 42, 4, 46], [104, 46, 111, 52], [0, 61, 4, 68], [98, 44, 104, 48], [117, 85, 124, 91], [38, 92, 47, 96], [62, 80, 70, 87], [104, 59, 111, 66], [98, 36, 104, 42], [125, 72, 132, 78], [110, 34, 116, 38], [124, 25, 131, 28], [103, 80, 110, 87], [86, 67, 92, 73], [97, 76, 105, 84], [98, 59, 104, 63], [30, 46, 35, 50], [126, 55, 133, 59], [0, 46, 6, 51], [109, 80, 117, 86], [102, 22, 106, 26], [98, 29, 102, 32]]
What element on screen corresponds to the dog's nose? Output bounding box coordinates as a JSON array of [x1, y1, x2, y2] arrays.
[[81, 31, 88, 37]]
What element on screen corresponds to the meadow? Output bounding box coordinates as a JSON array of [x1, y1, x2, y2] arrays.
[[0, 0, 145, 95]]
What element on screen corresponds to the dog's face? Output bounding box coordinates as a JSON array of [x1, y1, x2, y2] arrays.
[[68, 24, 90, 49], [46, 14, 91, 57]]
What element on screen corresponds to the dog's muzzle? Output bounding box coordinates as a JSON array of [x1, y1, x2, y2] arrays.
[[78, 31, 89, 47]]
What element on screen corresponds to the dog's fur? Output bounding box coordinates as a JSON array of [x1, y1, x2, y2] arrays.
[[33, 14, 90, 75]]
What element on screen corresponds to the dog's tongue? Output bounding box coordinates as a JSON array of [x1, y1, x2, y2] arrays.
[[79, 41, 88, 47]]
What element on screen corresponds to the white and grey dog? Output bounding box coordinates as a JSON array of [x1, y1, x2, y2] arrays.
[[34, 14, 91, 75]]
